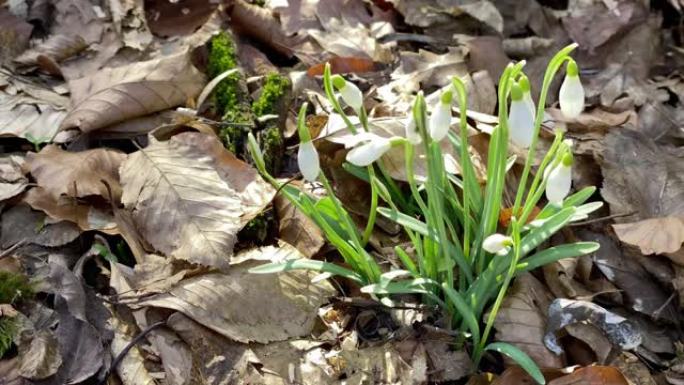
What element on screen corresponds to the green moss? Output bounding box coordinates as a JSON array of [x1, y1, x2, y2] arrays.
[[0, 271, 33, 305], [252, 73, 291, 174], [208, 32, 253, 153], [0, 317, 17, 357], [0, 271, 33, 358]]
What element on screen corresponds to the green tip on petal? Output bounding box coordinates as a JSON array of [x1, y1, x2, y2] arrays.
[[566, 59, 579, 77], [562, 152, 574, 166], [440, 90, 453, 105], [519, 75, 530, 93], [511, 82, 523, 101], [331, 75, 346, 90]]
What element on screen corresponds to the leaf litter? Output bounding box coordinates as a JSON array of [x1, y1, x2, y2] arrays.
[[1, 0, 684, 384]]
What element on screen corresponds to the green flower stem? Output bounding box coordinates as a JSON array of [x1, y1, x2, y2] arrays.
[[451, 77, 474, 260], [474, 219, 523, 365], [518, 131, 563, 224], [362, 166, 380, 245], [511, 44, 577, 220]]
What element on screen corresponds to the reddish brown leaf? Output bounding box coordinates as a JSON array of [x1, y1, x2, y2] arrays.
[[307, 57, 377, 76], [548, 366, 629, 385]]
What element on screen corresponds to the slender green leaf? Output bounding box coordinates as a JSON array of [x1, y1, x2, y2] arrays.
[[361, 278, 436, 295], [377, 207, 430, 236], [442, 283, 480, 349], [570, 201, 603, 221], [485, 342, 545, 384], [518, 242, 599, 273], [249, 259, 364, 284]]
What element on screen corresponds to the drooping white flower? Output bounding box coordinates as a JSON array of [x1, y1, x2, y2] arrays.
[[345, 133, 392, 167], [405, 114, 422, 145], [509, 82, 535, 148], [559, 59, 584, 119], [428, 90, 453, 141], [297, 141, 320, 182], [483, 233, 513, 255], [519, 74, 536, 117], [545, 152, 573, 204], [332, 75, 363, 112]]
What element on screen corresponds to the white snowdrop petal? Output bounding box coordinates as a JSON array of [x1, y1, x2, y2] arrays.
[[429, 103, 451, 141], [340, 83, 363, 111], [509, 100, 535, 148], [545, 164, 572, 204], [297, 141, 320, 181], [346, 139, 391, 166], [405, 116, 422, 144], [443, 153, 460, 175], [559, 76, 584, 119], [523, 93, 536, 117], [482, 233, 512, 254]]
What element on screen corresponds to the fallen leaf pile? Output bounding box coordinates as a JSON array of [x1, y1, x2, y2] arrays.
[[1, 0, 683, 384]]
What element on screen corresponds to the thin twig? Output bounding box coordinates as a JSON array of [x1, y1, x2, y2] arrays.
[[99, 320, 167, 384], [569, 211, 637, 227], [0, 239, 27, 260]]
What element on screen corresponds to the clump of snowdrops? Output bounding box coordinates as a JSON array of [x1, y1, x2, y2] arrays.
[[248, 44, 601, 383]]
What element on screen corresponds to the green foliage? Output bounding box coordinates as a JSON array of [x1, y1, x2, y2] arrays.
[[252, 73, 290, 116], [248, 46, 601, 383], [253, 73, 290, 174], [0, 271, 33, 304], [207, 32, 253, 153], [0, 317, 17, 358], [0, 271, 34, 358]]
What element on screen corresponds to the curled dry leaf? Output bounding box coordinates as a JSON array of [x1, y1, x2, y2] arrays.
[[544, 299, 642, 356], [274, 191, 325, 258], [229, 0, 295, 57], [60, 52, 206, 133], [109, 315, 158, 385], [0, 155, 29, 202], [145, 0, 219, 37], [120, 132, 275, 268], [613, 217, 684, 255], [14, 34, 88, 68], [16, 329, 62, 380], [547, 366, 629, 385], [492, 273, 564, 368], [27, 145, 127, 201]]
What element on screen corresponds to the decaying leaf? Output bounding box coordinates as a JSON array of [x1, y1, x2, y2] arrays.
[[16, 329, 62, 380], [0, 155, 29, 202], [109, 0, 154, 51], [601, 129, 684, 262], [60, 52, 206, 133], [127, 254, 334, 343], [425, 341, 472, 382], [0, 205, 81, 248], [110, 315, 158, 385], [14, 34, 88, 68], [613, 217, 684, 255], [544, 299, 642, 356], [145, 0, 219, 37], [229, 0, 295, 57], [492, 273, 564, 368], [27, 145, 127, 201], [120, 132, 275, 268], [0, 99, 67, 140], [547, 366, 629, 385]]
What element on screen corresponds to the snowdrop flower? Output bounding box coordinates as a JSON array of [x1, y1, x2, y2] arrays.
[[429, 90, 453, 141], [559, 59, 584, 119], [405, 114, 422, 145], [509, 82, 535, 148], [545, 152, 573, 204], [332, 75, 363, 112], [483, 233, 513, 255], [297, 140, 320, 181], [345, 132, 393, 167], [519, 74, 536, 117]]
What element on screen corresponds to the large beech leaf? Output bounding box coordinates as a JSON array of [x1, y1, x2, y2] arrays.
[[27, 145, 127, 201], [60, 52, 205, 132], [120, 132, 275, 268]]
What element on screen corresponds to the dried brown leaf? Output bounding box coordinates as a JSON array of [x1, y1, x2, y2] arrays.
[[60, 52, 206, 133], [0, 205, 81, 248], [145, 0, 218, 37], [0, 155, 28, 202], [120, 132, 275, 268], [109, 0, 153, 51], [492, 273, 564, 368], [17, 330, 62, 380], [109, 316, 158, 385], [27, 145, 127, 201], [0, 100, 67, 140], [14, 34, 88, 67], [613, 217, 684, 255], [131, 256, 335, 343], [229, 0, 294, 57], [547, 366, 629, 385]]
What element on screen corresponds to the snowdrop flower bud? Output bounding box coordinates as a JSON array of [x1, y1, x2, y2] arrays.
[[346, 133, 393, 167], [545, 152, 573, 204], [483, 233, 513, 255], [559, 59, 584, 119], [429, 90, 453, 141], [332, 75, 363, 112], [519, 74, 536, 117], [405, 114, 422, 145], [297, 141, 320, 181], [509, 82, 535, 148]]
